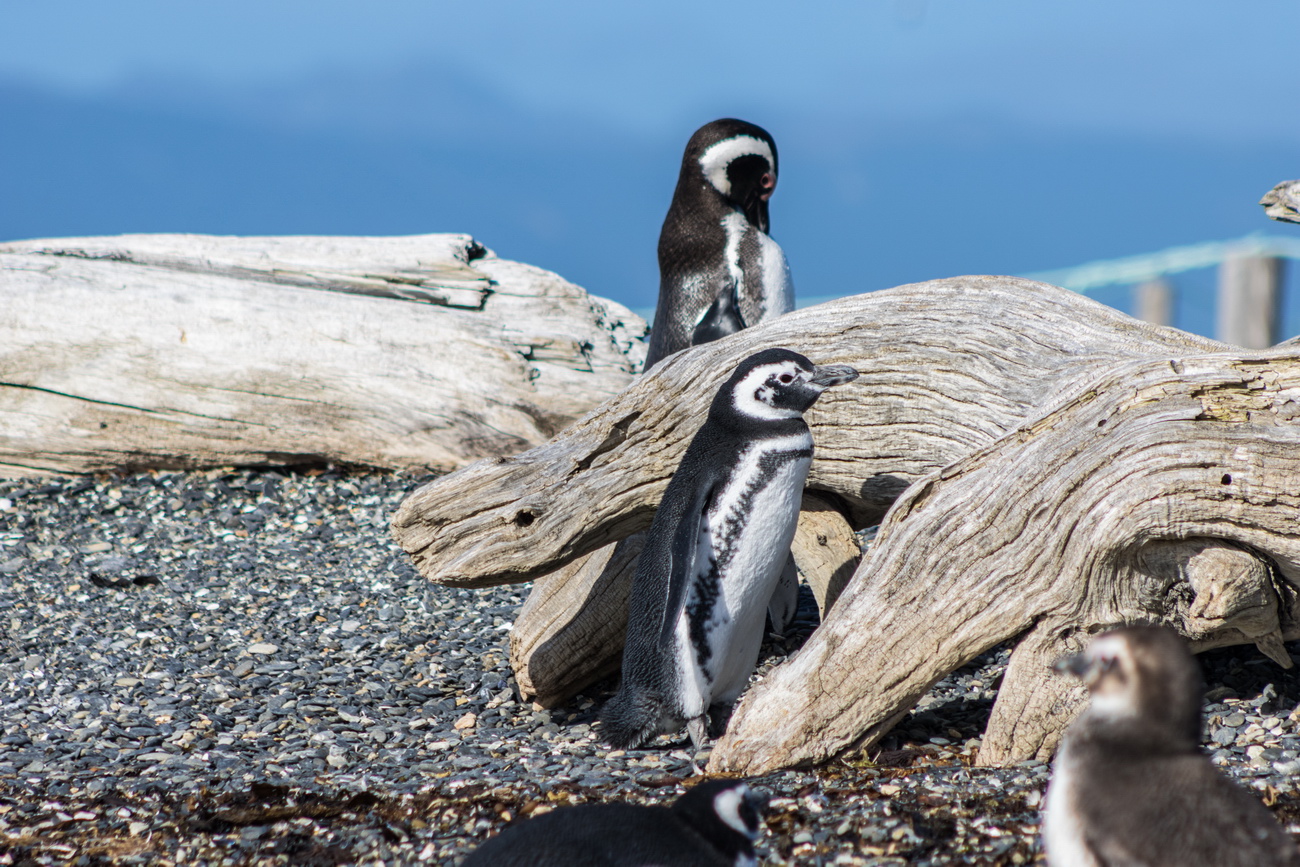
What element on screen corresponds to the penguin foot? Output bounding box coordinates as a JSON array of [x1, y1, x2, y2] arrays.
[[600, 684, 671, 749], [686, 715, 709, 750]]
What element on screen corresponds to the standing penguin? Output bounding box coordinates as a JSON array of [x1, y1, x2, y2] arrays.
[[462, 779, 768, 867], [1042, 625, 1300, 867], [601, 348, 858, 749], [645, 119, 793, 370]]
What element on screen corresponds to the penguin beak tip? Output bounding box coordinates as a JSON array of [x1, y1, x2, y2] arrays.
[[810, 364, 860, 388], [1052, 652, 1090, 678]]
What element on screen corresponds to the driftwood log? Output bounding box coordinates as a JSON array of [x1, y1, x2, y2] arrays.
[[0, 234, 646, 477], [1261, 180, 1300, 224], [393, 277, 1223, 585], [394, 277, 1238, 710], [709, 351, 1300, 773]]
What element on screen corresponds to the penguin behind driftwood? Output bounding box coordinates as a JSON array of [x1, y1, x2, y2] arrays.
[[645, 118, 793, 370], [1042, 625, 1300, 867], [461, 779, 769, 867], [601, 348, 858, 750]]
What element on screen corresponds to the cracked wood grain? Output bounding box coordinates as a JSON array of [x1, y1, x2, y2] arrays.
[[0, 233, 647, 477], [393, 276, 1223, 587]]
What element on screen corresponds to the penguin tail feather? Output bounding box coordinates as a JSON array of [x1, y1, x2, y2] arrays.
[[600, 684, 670, 749]]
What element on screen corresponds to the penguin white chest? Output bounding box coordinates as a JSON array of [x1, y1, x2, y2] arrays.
[[675, 434, 812, 713], [719, 212, 794, 323], [1042, 750, 1102, 867]]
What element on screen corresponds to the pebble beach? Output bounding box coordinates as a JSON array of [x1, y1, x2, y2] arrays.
[[2, 468, 1298, 865]]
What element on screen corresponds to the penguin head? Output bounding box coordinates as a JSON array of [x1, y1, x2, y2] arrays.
[[672, 779, 768, 864], [716, 347, 859, 423], [1055, 625, 1203, 747], [683, 118, 779, 233]]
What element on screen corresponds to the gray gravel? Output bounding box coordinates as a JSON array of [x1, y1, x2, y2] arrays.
[[1, 469, 1298, 865]]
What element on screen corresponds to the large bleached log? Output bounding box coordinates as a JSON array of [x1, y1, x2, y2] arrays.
[[393, 276, 1223, 588], [0, 234, 646, 477], [708, 351, 1300, 774], [1261, 180, 1300, 224]]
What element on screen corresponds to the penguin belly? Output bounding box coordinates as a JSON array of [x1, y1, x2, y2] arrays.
[[731, 218, 793, 328], [676, 443, 811, 715], [1042, 749, 1101, 867]]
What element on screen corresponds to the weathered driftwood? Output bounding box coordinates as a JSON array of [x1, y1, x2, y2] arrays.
[[392, 276, 1223, 588], [0, 234, 645, 477], [791, 492, 863, 618], [509, 492, 862, 707], [708, 352, 1300, 774], [1261, 180, 1300, 223]]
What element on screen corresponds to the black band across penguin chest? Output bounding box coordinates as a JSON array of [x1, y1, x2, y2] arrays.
[[686, 440, 812, 673]]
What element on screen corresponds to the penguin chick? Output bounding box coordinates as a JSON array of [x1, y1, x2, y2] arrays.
[[646, 118, 792, 369], [1042, 625, 1300, 867], [461, 779, 769, 867], [602, 348, 858, 750]]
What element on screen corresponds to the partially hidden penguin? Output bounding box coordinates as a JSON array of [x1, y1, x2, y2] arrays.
[[462, 779, 768, 867], [1042, 625, 1300, 866], [645, 118, 793, 370], [601, 348, 858, 750]]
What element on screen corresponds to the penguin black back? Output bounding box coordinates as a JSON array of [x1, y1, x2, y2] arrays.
[[1043, 625, 1300, 866], [647, 118, 790, 368], [461, 779, 767, 867]]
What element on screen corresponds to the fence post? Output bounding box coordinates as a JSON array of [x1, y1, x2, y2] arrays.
[[1135, 278, 1173, 327], [1217, 255, 1283, 348]]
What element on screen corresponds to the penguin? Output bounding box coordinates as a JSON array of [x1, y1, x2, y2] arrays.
[[645, 119, 793, 370], [601, 348, 858, 749], [1042, 625, 1300, 867], [461, 779, 768, 867]]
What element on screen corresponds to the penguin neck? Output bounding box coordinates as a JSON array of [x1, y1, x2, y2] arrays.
[[708, 402, 810, 439], [673, 807, 755, 867], [1069, 706, 1202, 759]]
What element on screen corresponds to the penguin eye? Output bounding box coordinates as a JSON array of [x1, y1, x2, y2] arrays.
[[778, 373, 794, 384], [760, 172, 775, 190]]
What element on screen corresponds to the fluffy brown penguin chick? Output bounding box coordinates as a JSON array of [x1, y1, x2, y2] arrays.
[[1043, 625, 1300, 866]]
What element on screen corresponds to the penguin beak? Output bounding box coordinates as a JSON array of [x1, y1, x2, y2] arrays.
[[745, 196, 771, 234], [809, 364, 859, 388], [1053, 652, 1091, 679]]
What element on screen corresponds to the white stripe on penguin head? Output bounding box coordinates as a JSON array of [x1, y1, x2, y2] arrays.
[[699, 135, 775, 198], [731, 361, 806, 421], [712, 784, 760, 840]]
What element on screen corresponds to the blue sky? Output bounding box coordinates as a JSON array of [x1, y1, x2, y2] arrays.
[[3, 1, 1298, 332]]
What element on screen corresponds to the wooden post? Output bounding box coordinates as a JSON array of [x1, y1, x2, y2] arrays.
[[1135, 278, 1173, 327], [1217, 255, 1283, 348]]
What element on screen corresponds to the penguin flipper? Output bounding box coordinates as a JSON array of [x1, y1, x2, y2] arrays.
[[690, 282, 746, 346], [658, 476, 720, 645]]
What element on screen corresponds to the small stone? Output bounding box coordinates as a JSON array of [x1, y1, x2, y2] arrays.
[[454, 713, 477, 730], [246, 642, 278, 655], [128, 821, 148, 836], [1223, 712, 1247, 727]]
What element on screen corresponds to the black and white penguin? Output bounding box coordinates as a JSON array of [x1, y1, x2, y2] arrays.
[[602, 348, 858, 749], [461, 779, 768, 867], [1042, 625, 1300, 867], [645, 119, 793, 370]]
